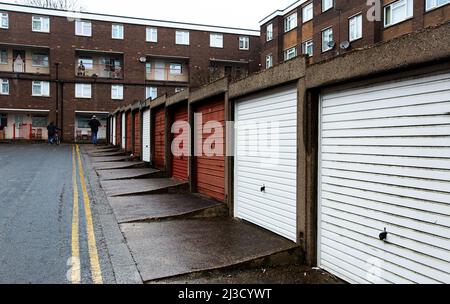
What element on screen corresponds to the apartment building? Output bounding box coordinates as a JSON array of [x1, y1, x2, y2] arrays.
[[260, 0, 450, 68], [0, 2, 260, 142]]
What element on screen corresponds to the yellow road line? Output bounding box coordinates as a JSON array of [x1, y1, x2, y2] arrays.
[[71, 145, 81, 284], [76, 145, 104, 284]]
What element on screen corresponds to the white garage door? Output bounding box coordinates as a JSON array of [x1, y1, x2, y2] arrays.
[[318, 72, 450, 284], [234, 86, 297, 242], [121, 112, 126, 150], [112, 116, 117, 146], [142, 108, 151, 163]]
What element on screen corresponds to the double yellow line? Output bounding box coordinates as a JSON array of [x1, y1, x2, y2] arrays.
[[71, 145, 103, 284]]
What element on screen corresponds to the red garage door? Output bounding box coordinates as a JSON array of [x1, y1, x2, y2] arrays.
[[116, 114, 121, 147], [171, 104, 188, 181], [126, 112, 132, 152], [133, 111, 141, 157], [153, 106, 166, 170], [194, 97, 225, 202]]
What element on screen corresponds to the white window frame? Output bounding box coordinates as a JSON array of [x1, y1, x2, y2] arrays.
[[146, 27, 158, 42], [111, 84, 123, 100], [0, 79, 9, 95], [349, 14, 363, 42], [266, 23, 273, 41], [239, 36, 250, 50], [0, 12, 8, 29], [284, 12, 298, 32], [31, 53, 49, 67], [284, 47, 297, 61], [384, 0, 414, 27], [32, 81, 50, 97], [112, 24, 124, 40], [426, 0, 450, 11], [146, 86, 157, 100], [266, 54, 273, 69], [302, 40, 314, 57], [321, 27, 334, 52], [322, 0, 334, 12], [175, 30, 190, 45], [32, 16, 50, 33], [75, 20, 92, 37], [0, 49, 7, 64], [210, 33, 224, 48], [75, 83, 92, 99], [302, 3, 313, 23], [169, 63, 182, 75]]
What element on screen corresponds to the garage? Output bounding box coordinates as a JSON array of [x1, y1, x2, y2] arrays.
[[116, 113, 121, 147], [142, 108, 151, 163], [133, 110, 141, 158], [112, 115, 117, 145], [152, 106, 166, 170], [234, 86, 298, 242], [194, 96, 226, 202], [318, 72, 450, 284], [121, 112, 126, 150], [126, 111, 132, 152], [170, 103, 189, 181]]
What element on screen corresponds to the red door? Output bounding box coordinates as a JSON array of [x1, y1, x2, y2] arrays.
[[126, 111, 132, 152], [171, 104, 188, 181], [133, 111, 141, 157], [194, 96, 225, 202], [153, 106, 165, 170], [116, 114, 121, 147]]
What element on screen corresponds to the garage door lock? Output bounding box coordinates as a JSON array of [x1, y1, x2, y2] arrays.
[[379, 228, 388, 241], [260, 185, 266, 193]]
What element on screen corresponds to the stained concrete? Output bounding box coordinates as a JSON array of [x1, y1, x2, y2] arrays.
[[120, 218, 299, 282], [91, 156, 131, 163], [89, 151, 128, 157], [97, 168, 161, 181], [100, 178, 188, 197], [94, 161, 147, 170], [109, 194, 226, 223]]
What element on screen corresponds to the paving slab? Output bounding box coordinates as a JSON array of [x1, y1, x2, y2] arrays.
[[97, 168, 161, 181], [108, 194, 225, 223], [120, 218, 298, 282], [91, 156, 131, 163], [100, 178, 188, 197], [94, 161, 147, 170]]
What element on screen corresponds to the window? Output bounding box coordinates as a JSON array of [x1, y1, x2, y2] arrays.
[[0, 50, 7, 64], [266, 54, 273, 69], [302, 3, 313, 23], [210, 33, 223, 48], [75, 83, 92, 98], [0, 12, 8, 29], [284, 13, 298, 32], [146, 27, 157, 42], [239, 36, 250, 50], [146, 63, 152, 75], [176, 31, 190, 45], [32, 16, 50, 33], [112, 24, 124, 39], [146, 86, 157, 100], [426, 0, 450, 10], [169, 63, 182, 75], [349, 14, 363, 41], [321, 27, 334, 52], [75, 20, 92, 37], [284, 47, 297, 61], [0, 79, 9, 95], [302, 40, 313, 57], [32, 81, 50, 97], [32, 54, 49, 67], [32, 115, 48, 127], [266, 23, 273, 41], [111, 85, 123, 100], [322, 0, 334, 12], [175, 87, 185, 93], [384, 0, 413, 27], [78, 58, 93, 70]]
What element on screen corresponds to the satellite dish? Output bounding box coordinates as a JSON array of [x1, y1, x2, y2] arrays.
[[340, 41, 350, 50], [139, 56, 147, 63], [327, 41, 336, 49]]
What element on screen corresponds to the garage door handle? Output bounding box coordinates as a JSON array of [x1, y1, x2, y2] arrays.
[[261, 185, 266, 193], [379, 228, 388, 241]]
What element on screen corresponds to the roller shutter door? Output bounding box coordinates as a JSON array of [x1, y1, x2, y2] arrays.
[[126, 112, 132, 152], [142, 109, 151, 163], [234, 86, 298, 242], [171, 104, 189, 181], [153, 107, 166, 170], [121, 112, 126, 150], [112, 116, 116, 145], [318, 72, 450, 284]]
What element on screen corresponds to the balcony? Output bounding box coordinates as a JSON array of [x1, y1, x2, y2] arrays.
[[75, 50, 124, 79], [0, 46, 50, 75], [209, 59, 249, 83], [145, 56, 189, 83]]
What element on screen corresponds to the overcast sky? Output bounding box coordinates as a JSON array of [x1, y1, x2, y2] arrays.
[[5, 0, 296, 29]]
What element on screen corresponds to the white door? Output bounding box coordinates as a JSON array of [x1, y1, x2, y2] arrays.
[[234, 86, 297, 242], [318, 72, 450, 284], [142, 108, 151, 162], [154, 60, 166, 81], [121, 112, 126, 149], [109, 117, 113, 144], [112, 116, 117, 145]]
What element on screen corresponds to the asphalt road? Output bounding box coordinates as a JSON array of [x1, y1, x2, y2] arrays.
[[0, 144, 115, 284]]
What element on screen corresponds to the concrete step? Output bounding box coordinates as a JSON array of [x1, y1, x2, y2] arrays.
[[94, 161, 148, 171], [100, 178, 189, 197], [97, 168, 163, 181]]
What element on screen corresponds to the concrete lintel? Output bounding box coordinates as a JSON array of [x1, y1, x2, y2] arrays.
[[166, 89, 189, 108], [306, 21, 450, 89], [189, 77, 229, 104], [150, 94, 167, 109], [229, 56, 307, 99]]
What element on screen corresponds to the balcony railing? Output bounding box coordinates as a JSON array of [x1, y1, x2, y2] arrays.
[[76, 62, 123, 79]]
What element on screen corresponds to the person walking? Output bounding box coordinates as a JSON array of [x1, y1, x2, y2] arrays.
[[47, 122, 61, 145], [88, 115, 101, 145]]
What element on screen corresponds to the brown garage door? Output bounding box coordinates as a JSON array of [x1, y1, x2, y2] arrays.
[[133, 111, 141, 157], [194, 96, 225, 202], [171, 103, 189, 181], [126, 111, 132, 152], [153, 106, 165, 170]]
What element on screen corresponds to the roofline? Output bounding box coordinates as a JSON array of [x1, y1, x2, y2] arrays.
[[0, 2, 260, 36], [259, 0, 308, 26]]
